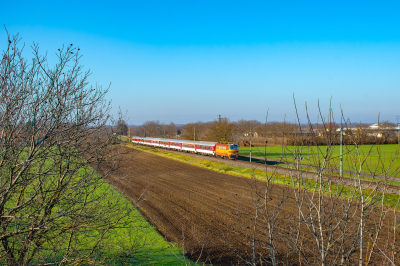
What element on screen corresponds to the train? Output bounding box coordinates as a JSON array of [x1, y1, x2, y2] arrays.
[[131, 136, 239, 159]]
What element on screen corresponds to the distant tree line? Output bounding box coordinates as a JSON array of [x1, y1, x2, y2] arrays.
[[125, 119, 399, 146], [127, 118, 296, 146], [287, 121, 399, 146]]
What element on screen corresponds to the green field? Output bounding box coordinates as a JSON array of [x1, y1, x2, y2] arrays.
[[79, 175, 190, 265], [121, 136, 400, 177], [240, 144, 400, 177], [1, 149, 189, 266]]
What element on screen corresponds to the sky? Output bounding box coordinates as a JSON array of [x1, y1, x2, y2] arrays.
[[2, 0, 400, 125]]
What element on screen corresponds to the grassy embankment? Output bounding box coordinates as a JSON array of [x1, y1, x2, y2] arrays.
[[2, 148, 189, 266], [72, 171, 189, 265], [127, 143, 400, 209], [240, 144, 400, 177]]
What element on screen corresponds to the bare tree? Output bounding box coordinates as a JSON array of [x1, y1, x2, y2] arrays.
[[141, 120, 162, 137], [235, 120, 262, 136], [115, 119, 128, 135], [180, 122, 208, 141], [224, 100, 400, 265], [0, 31, 138, 265], [161, 122, 177, 138], [204, 117, 236, 143]]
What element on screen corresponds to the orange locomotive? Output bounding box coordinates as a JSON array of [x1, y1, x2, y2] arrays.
[[215, 144, 239, 159], [132, 137, 240, 160]]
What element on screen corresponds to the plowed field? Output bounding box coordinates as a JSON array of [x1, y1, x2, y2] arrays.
[[98, 145, 400, 265]]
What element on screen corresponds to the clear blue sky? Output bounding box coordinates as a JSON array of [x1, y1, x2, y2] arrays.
[[2, 0, 400, 125]]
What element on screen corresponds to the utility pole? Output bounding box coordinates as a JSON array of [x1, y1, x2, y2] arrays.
[[128, 126, 130, 139], [294, 120, 300, 171], [250, 127, 252, 163], [340, 119, 343, 177], [264, 109, 269, 164], [144, 128, 146, 138], [397, 115, 400, 145], [194, 127, 196, 141]]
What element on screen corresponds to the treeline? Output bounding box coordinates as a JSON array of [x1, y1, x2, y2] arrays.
[[129, 118, 297, 146], [128, 119, 399, 146]]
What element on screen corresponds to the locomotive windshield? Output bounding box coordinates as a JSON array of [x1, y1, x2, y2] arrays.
[[229, 145, 238, 150]]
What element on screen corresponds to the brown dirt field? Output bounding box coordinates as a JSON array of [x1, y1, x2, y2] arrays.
[[98, 145, 400, 265]]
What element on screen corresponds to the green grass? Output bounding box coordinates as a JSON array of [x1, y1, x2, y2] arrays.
[[77, 176, 191, 265], [118, 135, 131, 142], [1, 148, 190, 266], [240, 144, 400, 177]]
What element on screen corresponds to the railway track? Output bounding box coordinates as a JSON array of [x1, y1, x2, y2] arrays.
[[124, 141, 400, 195]]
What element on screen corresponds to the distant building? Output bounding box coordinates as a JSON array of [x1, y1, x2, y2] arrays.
[[334, 123, 398, 138], [243, 131, 258, 137], [335, 127, 360, 136]]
